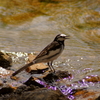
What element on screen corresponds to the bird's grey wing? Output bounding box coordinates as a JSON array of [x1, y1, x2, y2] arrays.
[[34, 41, 59, 60]]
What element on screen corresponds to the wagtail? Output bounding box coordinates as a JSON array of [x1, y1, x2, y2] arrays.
[[12, 34, 69, 76]]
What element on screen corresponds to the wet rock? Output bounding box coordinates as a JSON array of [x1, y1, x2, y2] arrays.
[[43, 72, 58, 83], [0, 94, 17, 100], [26, 54, 49, 74], [72, 88, 100, 100], [84, 75, 100, 83], [14, 85, 38, 94], [55, 70, 72, 79], [19, 88, 67, 100], [71, 88, 87, 96], [0, 52, 12, 68], [79, 75, 100, 83], [29, 68, 49, 74], [0, 88, 67, 100], [24, 77, 44, 88], [19, 87, 66, 100], [43, 70, 71, 83], [0, 86, 14, 95]]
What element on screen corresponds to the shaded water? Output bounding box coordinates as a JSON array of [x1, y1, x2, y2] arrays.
[[0, 0, 100, 99]]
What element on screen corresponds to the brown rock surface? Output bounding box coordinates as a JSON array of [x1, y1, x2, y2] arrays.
[[72, 89, 100, 100], [26, 54, 48, 73], [19, 88, 67, 100], [0, 87, 67, 100]]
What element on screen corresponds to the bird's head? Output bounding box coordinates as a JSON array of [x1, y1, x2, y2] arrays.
[[54, 34, 69, 42]]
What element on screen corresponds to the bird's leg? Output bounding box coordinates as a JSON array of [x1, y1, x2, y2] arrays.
[[49, 61, 55, 73], [47, 62, 53, 72]]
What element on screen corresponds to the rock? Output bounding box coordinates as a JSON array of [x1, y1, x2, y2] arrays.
[[43, 70, 71, 83], [26, 54, 49, 74], [19, 88, 67, 100], [55, 70, 72, 79], [79, 75, 100, 83], [0, 52, 12, 68], [14, 84, 37, 94], [0, 88, 67, 100], [71, 88, 100, 100], [0, 86, 14, 95], [24, 77, 44, 88]]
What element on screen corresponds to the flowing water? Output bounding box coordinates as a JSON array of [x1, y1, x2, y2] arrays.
[[0, 0, 100, 99]]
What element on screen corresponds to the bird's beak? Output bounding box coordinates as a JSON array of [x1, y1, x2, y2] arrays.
[[65, 35, 70, 39]]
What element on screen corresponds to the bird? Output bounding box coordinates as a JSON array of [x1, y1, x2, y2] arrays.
[[12, 34, 69, 76]]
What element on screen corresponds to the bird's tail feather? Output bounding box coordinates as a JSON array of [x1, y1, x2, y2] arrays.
[[12, 61, 34, 76]]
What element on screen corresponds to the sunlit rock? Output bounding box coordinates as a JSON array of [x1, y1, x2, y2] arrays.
[[83, 75, 100, 83], [26, 54, 48, 74], [72, 89, 100, 100]]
